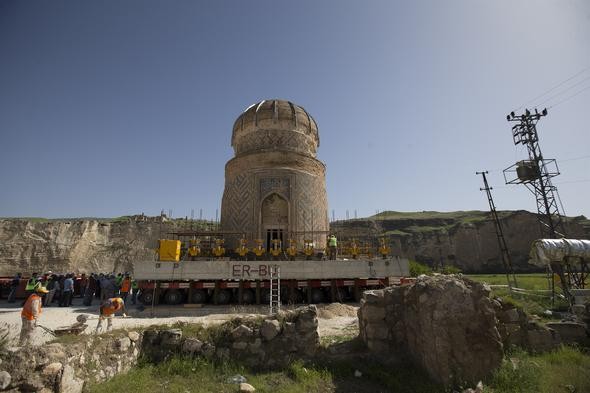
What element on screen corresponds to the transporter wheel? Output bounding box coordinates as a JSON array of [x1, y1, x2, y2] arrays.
[[282, 288, 304, 304], [191, 289, 208, 304], [140, 291, 155, 305], [215, 289, 232, 305], [310, 288, 325, 304], [261, 289, 271, 304], [332, 287, 350, 303], [241, 289, 255, 304], [164, 289, 183, 305]]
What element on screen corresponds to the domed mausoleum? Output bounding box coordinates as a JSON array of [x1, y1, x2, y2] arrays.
[[221, 99, 329, 248]]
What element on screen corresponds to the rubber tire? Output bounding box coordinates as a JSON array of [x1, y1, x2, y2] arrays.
[[332, 287, 350, 302], [293, 289, 305, 304], [164, 289, 183, 305], [310, 288, 325, 304], [282, 288, 304, 304], [261, 290, 271, 304], [140, 291, 154, 305], [191, 289, 208, 304], [215, 289, 232, 305], [241, 289, 255, 304]]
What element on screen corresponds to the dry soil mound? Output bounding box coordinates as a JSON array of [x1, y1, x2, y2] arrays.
[[316, 303, 358, 319]]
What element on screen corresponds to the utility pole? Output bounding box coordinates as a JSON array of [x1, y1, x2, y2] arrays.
[[477, 171, 518, 288], [503, 108, 570, 301], [503, 108, 567, 239]]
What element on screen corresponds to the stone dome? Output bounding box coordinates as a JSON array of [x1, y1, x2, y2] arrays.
[[231, 99, 320, 157]]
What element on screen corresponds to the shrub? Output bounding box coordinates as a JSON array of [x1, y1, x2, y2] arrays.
[[409, 260, 432, 277]]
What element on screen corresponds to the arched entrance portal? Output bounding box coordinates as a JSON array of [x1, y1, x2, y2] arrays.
[[261, 193, 289, 251]]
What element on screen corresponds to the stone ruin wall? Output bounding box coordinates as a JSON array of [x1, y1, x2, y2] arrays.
[[0, 305, 320, 392]]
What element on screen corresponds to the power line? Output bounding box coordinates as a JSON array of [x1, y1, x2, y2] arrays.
[[548, 84, 590, 109], [559, 154, 590, 163], [514, 65, 590, 111], [536, 75, 590, 107], [554, 179, 590, 185]]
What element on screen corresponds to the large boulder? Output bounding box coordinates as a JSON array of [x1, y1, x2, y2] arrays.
[[359, 275, 504, 386]]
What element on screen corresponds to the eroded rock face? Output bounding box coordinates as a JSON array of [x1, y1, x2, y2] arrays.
[[332, 210, 589, 273], [0, 216, 173, 274], [359, 275, 504, 386]]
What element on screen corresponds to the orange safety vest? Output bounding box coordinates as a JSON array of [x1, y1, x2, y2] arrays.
[[100, 298, 123, 316], [21, 294, 42, 320], [121, 278, 131, 292]]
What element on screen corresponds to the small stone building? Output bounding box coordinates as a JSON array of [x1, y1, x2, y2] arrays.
[[220, 99, 328, 249]]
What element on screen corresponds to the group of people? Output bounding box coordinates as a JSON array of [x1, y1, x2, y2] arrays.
[[81, 272, 139, 306], [8, 272, 78, 307], [7, 271, 140, 307]]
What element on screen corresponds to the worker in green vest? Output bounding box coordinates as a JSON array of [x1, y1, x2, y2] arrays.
[[22, 273, 39, 304], [328, 235, 338, 260]]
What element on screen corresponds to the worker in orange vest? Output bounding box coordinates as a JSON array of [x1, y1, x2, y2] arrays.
[[95, 297, 127, 333], [120, 273, 131, 302], [19, 285, 49, 346]]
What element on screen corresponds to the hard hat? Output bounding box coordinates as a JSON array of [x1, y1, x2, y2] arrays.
[[35, 286, 49, 294]]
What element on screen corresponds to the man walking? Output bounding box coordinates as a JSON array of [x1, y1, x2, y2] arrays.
[[19, 285, 49, 346], [60, 274, 74, 307], [7, 273, 22, 303], [44, 275, 57, 306], [83, 273, 97, 306]]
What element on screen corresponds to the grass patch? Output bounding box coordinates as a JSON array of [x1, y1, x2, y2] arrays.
[[372, 210, 487, 220], [87, 357, 334, 393], [487, 346, 590, 393], [88, 346, 590, 393], [383, 229, 412, 236], [468, 273, 551, 291], [405, 225, 450, 233]]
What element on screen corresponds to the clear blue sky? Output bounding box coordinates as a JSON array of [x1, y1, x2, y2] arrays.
[[1, 1, 589, 220]]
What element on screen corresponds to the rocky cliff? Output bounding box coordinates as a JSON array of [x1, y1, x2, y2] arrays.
[[331, 210, 590, 273], [0, 215, 189, 275], [0, 211, 588, 275]]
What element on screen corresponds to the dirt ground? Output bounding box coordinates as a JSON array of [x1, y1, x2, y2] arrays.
[[0, 298, 358, 346]]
